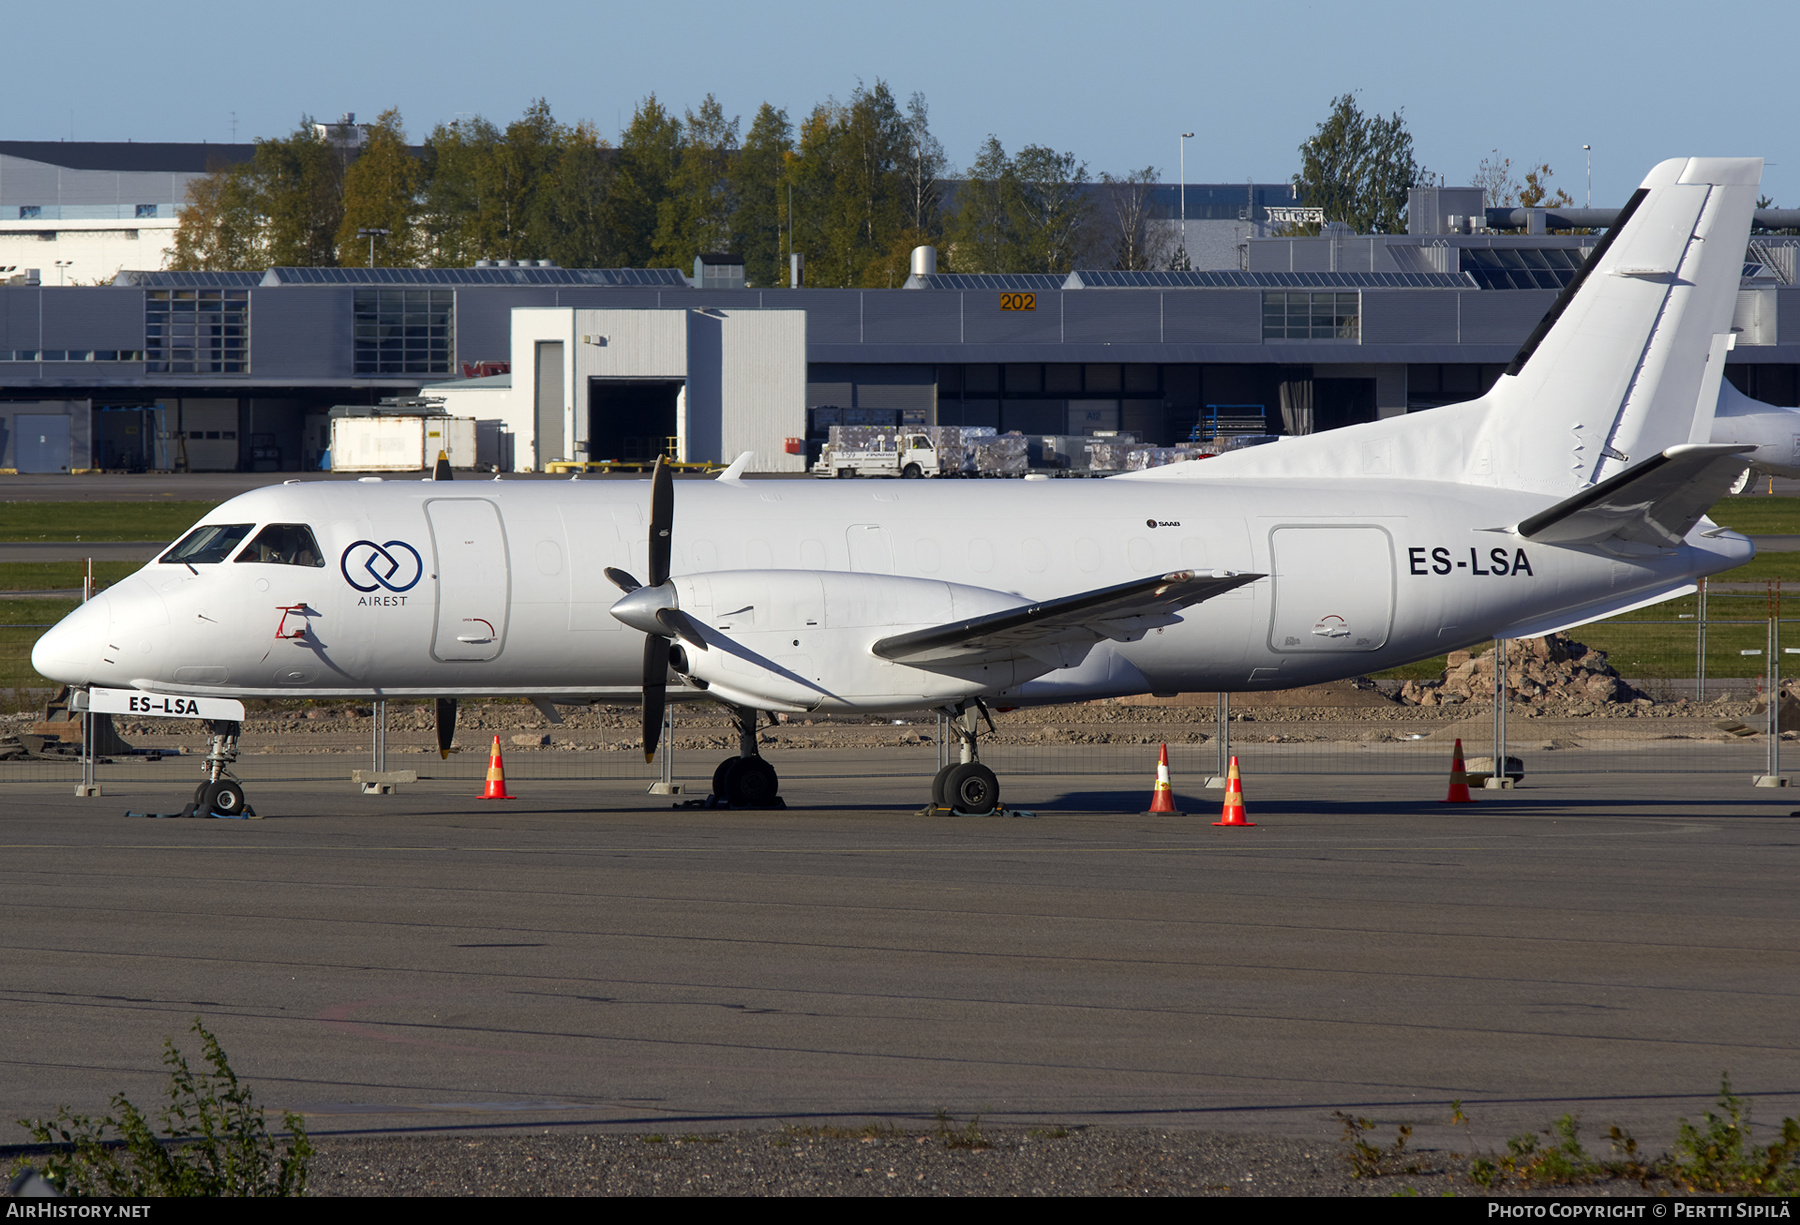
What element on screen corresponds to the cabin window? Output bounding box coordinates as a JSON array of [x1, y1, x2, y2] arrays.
[[234, 523, 325, 567], [161, 523, 254, 565]]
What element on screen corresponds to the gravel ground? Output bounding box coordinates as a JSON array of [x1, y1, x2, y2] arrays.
[[298, 1125, 1678, 1197], [12, 681, 1774, 760], [304, 1127, 1449, 1197]]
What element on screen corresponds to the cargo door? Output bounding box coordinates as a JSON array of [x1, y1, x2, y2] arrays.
[[1268, 526, 1394, 652], [427, 498, 510, 661]]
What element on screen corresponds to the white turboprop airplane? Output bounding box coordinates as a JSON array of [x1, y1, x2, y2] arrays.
[[31, 157, 1800, 816]]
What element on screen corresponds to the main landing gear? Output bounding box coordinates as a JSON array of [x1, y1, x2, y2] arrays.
[[928, 700, 1000, 816], [708, 706, 785, 809], [180, 720, 257, 819]]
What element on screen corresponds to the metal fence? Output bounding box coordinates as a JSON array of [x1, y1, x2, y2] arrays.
[[4, 583, 1797, 796]]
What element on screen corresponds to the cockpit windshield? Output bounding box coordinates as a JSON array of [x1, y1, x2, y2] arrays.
[[234, 523, 324, 567], [160, 523, 253, 565]]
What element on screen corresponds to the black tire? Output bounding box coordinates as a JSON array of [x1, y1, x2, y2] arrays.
[[204, 781, 246, 817], [901, 463, 923, 479], [931, 764, 956, 809], [946, 763, 999, 815], [837, 468, 854, 479], [713, 757, 738, 799], [728, 757, 780, 807], [194, 781, 211, 805]]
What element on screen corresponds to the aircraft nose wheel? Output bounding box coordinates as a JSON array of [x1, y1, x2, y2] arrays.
[[205, 780, 248, 817]]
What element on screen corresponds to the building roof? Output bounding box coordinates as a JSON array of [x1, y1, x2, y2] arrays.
[[1065, 269, 1476, 289], [260, 266, 692, 287], [0, 141, 258, 173]]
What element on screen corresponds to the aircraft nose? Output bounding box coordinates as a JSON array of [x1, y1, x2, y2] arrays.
[[31, 594, 112, 686]]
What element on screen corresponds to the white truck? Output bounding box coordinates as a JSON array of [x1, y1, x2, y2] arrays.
[[812, 433, 947, 478]]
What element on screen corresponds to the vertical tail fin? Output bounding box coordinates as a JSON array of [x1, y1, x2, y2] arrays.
[[1490, 157, 1762, 493]]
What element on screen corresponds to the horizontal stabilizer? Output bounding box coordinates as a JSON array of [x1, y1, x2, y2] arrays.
[[871, 570, 1262, 666], [1515, 443, 1755, 546]]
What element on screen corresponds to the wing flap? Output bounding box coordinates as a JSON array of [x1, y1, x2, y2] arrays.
[[871, 570, 1262, 666], [1515, 443, 1755, 546]]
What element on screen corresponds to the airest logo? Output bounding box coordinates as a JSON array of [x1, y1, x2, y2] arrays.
[[341, 540, 424, 593]]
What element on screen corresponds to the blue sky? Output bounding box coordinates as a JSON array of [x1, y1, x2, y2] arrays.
[[16, 0, 1795, 206]]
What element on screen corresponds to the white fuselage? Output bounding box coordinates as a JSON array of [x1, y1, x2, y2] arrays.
[[31, 471, 1750, 712]]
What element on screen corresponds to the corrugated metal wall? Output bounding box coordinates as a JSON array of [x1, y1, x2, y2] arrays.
[[1458, 290, 1557, 345], [42, 288, 141, 349], [718, 310, 806, 470], [1065, 291, 1161, 343], [458, 289, 554, 367], [1164, 291, 1262, 344], [1360, 290, 1461, 345], [249, 287, 352, 378]]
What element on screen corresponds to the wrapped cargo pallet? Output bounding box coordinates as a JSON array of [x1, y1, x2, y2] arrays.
[[972, 433, 1029, 475], [1085, 441, 1131, 472], [1125, 447, 1208, 471]]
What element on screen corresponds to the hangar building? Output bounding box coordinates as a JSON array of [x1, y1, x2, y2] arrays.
[[2, 176, 1798, 473]]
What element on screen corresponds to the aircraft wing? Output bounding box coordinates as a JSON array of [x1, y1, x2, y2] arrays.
[[870, 570, 1263, 667], [1515, 443, 1755, 547]]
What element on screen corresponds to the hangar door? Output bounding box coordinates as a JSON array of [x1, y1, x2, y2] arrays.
[[588, 379, 680, 463], [426, 498, 511, 662], [15, 414, 70, 473], [1267, 525, 1394, 653]]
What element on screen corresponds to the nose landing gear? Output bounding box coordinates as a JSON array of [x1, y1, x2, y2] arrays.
[[181, 721, 258, 819]]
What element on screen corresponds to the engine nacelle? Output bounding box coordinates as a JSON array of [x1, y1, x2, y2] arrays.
[[661, 570, 1068, 713], [1714, 378, 1800, 477]]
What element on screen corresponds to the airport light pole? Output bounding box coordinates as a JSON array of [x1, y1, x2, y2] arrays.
[[1583, 145, 1591, 208], [1179, 132, 1194, 247], [357, 227, 390, 268], [54, 260, 73, 286]]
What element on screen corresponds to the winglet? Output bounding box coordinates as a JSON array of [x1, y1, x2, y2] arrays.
[[716, 452, 754, 482]]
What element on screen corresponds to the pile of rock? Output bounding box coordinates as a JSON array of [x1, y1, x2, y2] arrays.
[[1396, 633, 1645, 711]]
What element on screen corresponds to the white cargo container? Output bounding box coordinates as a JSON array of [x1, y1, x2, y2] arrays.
[[329, 415, 478, 472]]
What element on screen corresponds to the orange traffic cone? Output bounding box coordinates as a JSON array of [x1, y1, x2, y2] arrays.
[[1145, 742, 1181, 815], [1442, 738, 1475, 804], [1213, 756, 1254, 826], [480, 734, 515, 799]]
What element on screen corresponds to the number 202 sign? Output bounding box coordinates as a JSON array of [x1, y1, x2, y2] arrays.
[[999, 293, 1036, 312]]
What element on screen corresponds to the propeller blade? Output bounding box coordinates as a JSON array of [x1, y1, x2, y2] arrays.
[[648, 456, 673, 587], [604, 566, 642, 593], [642, 634, 670, 763], [655, 607, 708, 651], [435, 697, 458, 759]]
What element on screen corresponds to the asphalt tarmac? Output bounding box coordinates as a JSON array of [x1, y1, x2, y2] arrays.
[[4, 756, 1799, 1157]]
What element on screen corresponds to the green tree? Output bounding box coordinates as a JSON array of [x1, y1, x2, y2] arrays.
[[336, 109, 423, 266], [790, 81, 912, 286], [1293, 93, 1420, 234], [255, 121, 346, 266], [1009, 145, 1091, 273], [605, 96, 683, 267], [943, 136, 1017, 272], [901, 92, 947, 241], [730, 103, 794, 287], [534, 120, 617, 269], [1518, 164, 1573, 209], [168, 161, 263, 271], [656, 95, 739, 267], [419, 115, 501, 267], [1097, 166, 1162, 271], [485, 98, 563, 260]]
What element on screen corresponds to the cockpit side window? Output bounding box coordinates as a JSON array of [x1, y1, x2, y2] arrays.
[[233, 523, 325, 568], [161, 523, 254, 565]]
